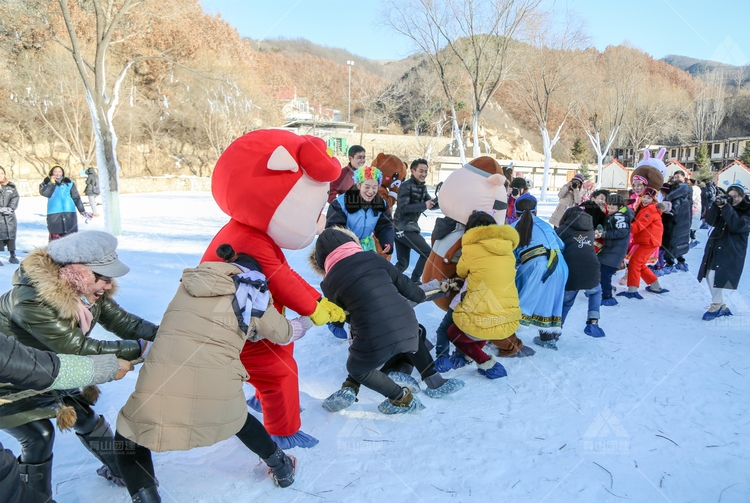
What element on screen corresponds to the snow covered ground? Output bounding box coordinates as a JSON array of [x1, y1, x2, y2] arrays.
[[1, 192, 749, 503]]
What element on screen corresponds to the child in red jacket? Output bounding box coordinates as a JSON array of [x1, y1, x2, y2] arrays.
[[617, 187, 669, 299]]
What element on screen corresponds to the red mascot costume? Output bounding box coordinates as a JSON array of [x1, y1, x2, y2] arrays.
[[202, 130, 345, 448]]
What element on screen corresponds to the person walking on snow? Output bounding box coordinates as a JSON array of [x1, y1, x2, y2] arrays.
[[39, 164, 90, 240], [617, 188, 669, 299], [83, 167, 100, 216], [394, 159, 437, 284], [556, 206, 606, 338], [0, 166, 19, 264], [697, 183, 750, 320]]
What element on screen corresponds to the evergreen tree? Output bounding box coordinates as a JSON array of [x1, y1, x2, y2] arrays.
[[579, 160, 592, 181], [740, 142, 750, 165], [695, 143, 711, 172], [571, 138, 587, 163]]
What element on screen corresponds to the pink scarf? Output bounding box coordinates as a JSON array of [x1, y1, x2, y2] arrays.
[[76, 299, 94, 334], [324, 242, 362, 275]]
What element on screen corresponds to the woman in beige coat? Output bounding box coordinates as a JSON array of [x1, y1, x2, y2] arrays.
[[114, 245, 310, 503], [549, 173, 584, 227]]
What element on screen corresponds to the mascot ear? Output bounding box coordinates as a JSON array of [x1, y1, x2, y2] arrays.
[[657, 147, 667, 160], [488, 173, 506, 186], [643, 149, 651, 161], [267, 146, 299, 172]]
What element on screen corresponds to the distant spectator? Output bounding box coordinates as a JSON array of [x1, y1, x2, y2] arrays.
[[328, 145, 366, 204], [700, 178, 717, 229], [83, 167, 100, 217], [697, 184, 750, 320], [0, 166, 19, 264], [39, 165, 88, 241], [506, 177, 528, 225], [549, 173, 583, 227], [663, 170, 692, 272]]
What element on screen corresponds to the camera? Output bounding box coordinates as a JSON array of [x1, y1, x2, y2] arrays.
[[715, 194, 731, 206], [511, 187, 519, 197], [571, 180, 581, 190]]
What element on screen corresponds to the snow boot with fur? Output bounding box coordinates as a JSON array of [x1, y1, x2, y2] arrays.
[[263, 446, 296, 488]]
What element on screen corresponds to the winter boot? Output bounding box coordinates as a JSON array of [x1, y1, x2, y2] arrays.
[[584, 319, 606, 338], [388, 371, 421, 394], [76, 415, 126, 487], [323, 380, 359, 413], [601, 296, 618, 306], [422, 373, 464, 398], [132, 486, 161, 503], [8, 254, 18, 264], [476, 356, 507, 379], [378, 387, 425, 414], [18, 456, 53, 498], [263, 446, 296, 488], [533, 331, 560, 351]]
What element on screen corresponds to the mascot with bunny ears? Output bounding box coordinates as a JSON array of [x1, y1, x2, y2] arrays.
[[631, 148, 666, 196], [202, 130, 346, 448]]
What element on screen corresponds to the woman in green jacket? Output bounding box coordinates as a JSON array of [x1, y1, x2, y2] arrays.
[[0, 231, 157, 495]]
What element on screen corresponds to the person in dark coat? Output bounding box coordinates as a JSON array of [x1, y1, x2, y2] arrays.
[[39, 165, 88, 241], [663, 170, 692, 272], [700, 180, 717, 229], [556, 207, 605, 337], [0, 231, 157, 493], [0, 167, 19, 264], [0, 333, 131, 501], [310, 227, 462, 414], [598, 194, 633, 306], [83, 167, 100, 216], [697, 184, 750, 320], [393, 159, 437, 283]]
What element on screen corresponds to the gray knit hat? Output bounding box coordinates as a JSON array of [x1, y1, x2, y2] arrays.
[[47, 231, 130, 278]]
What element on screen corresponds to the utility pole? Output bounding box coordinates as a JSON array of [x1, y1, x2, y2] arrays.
[[347, 60, 354, 122]]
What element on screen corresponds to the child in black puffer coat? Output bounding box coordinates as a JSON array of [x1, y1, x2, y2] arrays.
[[556, 206, 606, 338], [310, 227, 463, 415], [598, 194, 634, 306]]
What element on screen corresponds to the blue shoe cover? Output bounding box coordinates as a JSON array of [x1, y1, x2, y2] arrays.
[[449, 353, 470, 368], [601, 297, 618, 306], [584, 323, 606, 338], [477, 360, 507, 379], [387, 372, 421, 394], [378, 394, 425, 414], [646, 286, 669, 294], [675, 262, 689, 272], [663, 265, 676, 274], [511, 345, 536, 357], [617, 291, 643, 300], [271, 431, 319, 449], [720, 306, 733, 317], [423, 378, 465, 398], [433, 357, 455, 373], [327, 322, 348, 339], [246, 396, 263, 413], [533, 336, 558, 351], [322, 387, 357, 412]]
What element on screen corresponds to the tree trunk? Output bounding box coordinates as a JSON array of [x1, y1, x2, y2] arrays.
[[451, 103, 467, 165], [472, 110, 480, 158], [540, 128, 552, 202], [88, 96, 122, 235]]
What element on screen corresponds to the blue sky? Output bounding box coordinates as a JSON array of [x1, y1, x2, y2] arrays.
[[200, 0, 749, 65]]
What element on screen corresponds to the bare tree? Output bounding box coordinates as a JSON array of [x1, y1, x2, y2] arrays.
[[510, 11, 588, 201], [692, 71, 726, 142], [577, 46, 644, 188]]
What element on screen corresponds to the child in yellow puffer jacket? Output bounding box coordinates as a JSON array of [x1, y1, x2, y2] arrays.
[[445, 210, 527, 379]]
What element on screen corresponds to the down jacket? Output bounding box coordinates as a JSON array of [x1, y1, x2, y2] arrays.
[[631, 203, 663, 248], [697, 197, 750, 290], [453, 224, 521, 340], [549, 185, 581, 227], [394, 175, 434, 232], [556, 207, 601, 291], [117, 262, 292, 452], [665, 182, 691, 258], [312, 227, 426, 375], [0, 248, 157, 428], [326, 186, 394, 252], [0, 181, 19, 241], [598, 207, 633, 269], [39, 177, 85, 237]]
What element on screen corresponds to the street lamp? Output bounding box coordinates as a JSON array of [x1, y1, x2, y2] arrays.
[[346, 60, 354, 122]]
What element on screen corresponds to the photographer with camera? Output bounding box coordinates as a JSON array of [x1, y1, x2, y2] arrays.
[[549, 173, 584, 227], [697, 183, 750, 320], [506, 177, 528, 224]]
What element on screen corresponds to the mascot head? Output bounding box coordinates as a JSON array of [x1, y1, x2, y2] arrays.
[[437, 156, 508, 225], [371, 153, 408, 208], [632, 148, 666, 192], [212, 130, 341, 250]]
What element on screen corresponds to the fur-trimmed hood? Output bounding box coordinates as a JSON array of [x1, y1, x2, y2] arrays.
[[14, 248, 117, 321], [461, 224, 519, 256], [308, 226, 360, 276]]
